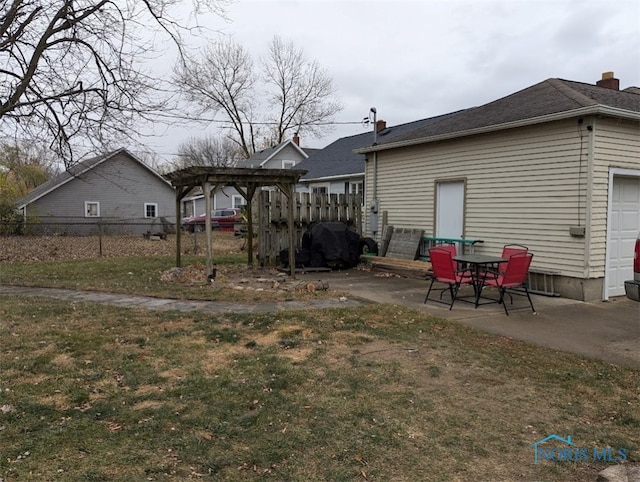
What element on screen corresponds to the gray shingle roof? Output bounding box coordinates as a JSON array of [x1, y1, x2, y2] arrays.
[[374, 78, 640, 148], [297, 112, 462, 180], [15, 148, 161, 208]]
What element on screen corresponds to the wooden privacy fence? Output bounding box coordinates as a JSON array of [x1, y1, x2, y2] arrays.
[[258, 190, 362, 266]]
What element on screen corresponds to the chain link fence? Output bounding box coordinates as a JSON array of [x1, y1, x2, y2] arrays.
[[0, 221, 246, 262]]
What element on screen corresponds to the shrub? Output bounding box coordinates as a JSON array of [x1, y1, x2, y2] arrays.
[[0, 201, 24, 235]]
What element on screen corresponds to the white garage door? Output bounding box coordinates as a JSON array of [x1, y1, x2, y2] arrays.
[[607, 176, 640, 297]]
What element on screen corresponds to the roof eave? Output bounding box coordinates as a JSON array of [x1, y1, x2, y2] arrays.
[[16, 149, 123, 209], [16, 149, 171, 209], [355, 105, 640, 154], [300, 172, 365, 183]]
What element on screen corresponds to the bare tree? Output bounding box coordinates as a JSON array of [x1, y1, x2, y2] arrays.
[[174, 39, 258, 158], [174, 35, 342, 158], [175, 134, 243, 168], [0, 0, 230, 168], [262, 36, 342, 145]]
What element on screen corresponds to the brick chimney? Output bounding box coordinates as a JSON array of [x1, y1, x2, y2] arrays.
[[376, 120, 387, 132], [596, 71, 620, 90], [293, 133, 300, 146]]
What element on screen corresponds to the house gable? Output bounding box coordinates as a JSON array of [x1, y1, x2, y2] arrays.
[[17, 149, 176, 233], [237, 139, 309, 169]]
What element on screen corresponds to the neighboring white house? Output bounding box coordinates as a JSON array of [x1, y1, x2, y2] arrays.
[[356, 72, 640, 301], [15, 148, 176, 235]]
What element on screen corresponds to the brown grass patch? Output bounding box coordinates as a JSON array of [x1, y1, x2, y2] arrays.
[[0, 232, 244, 263], [1, 297, 637, 482]]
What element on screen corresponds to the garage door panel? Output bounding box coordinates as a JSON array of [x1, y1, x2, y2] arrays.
[[607, 176, 640, 297]]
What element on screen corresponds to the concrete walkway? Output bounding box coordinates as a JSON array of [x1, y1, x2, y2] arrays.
[[2, 268, 639, 369], [0, 284, 364, 313]]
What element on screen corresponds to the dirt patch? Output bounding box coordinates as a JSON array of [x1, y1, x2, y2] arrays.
[[161, 263, 330, 294]]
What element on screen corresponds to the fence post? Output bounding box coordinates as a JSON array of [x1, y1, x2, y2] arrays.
[[98, 222, 103, 257]]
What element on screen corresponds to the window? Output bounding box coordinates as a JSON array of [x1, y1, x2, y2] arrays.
[[85, 201, 100, 217], [144, 203, 158, 218], [350, 181, 363, 195], [350, 181, 365, 205], [311, 184, 329, 194], [282, 160, 296, 169], [232, 195, 244, 209]]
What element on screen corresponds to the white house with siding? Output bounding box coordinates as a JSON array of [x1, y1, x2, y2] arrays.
[[16, 148, 176, 235], [357, 72, 640, 301]]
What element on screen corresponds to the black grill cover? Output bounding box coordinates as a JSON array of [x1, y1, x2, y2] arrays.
[[308, 222, 360, 269]]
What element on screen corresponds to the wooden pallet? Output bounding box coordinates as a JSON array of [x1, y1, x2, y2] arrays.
[[366, 256, 432, 280]]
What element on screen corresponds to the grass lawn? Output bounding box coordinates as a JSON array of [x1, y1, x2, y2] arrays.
[[1, 296, 638, 481], [1, 239, 638, 480]]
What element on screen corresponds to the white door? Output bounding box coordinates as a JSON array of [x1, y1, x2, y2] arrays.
[[607, 176, 640, 297], [436, 181, 465, 239]]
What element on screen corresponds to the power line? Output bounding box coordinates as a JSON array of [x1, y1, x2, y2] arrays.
[[154, 112, 364, 126]]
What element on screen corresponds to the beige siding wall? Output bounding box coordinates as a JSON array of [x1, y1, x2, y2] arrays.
[[589, 117, 640, 277], [367, 119, 593, 277]]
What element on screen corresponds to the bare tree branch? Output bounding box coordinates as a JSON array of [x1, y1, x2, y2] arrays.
[[0, 0, 230, 168]]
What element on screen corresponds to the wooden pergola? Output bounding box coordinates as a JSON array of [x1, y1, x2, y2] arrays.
[[163, 166, 307, 278]]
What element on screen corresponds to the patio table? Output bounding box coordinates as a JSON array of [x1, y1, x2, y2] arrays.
[[453, 254, 506, 307]]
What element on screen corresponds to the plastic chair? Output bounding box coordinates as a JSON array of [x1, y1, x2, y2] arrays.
[[424, 248, 473, 310], [483, 252, 536, 315]]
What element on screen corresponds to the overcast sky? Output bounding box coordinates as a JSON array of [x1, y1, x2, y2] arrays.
[[143, 0, 640, 163]]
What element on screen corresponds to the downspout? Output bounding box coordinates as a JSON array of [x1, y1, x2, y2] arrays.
[[369, 107, 379, 237], [584, 119, 595, 283]]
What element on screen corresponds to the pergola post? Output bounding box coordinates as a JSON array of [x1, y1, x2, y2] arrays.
[[203, 181, 214, 277], [175, 194, 182, 267], [175, 185, 191, 268], [287, 185, 296, 278], [277, 182, 297, 278], [233, 183, 258, 266]]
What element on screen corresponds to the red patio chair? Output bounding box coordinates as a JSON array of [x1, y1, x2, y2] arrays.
[[499, 244, 528, 273], [483, 244, 529, 279], [483, 252, 536, 315], [424, 248, 473, 310], [436, 243, 458, 271]]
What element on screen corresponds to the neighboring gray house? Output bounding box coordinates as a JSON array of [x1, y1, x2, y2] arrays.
[[16, 148, 176, 235], [182, 137, 318, 217], [356, 72, 640, 301]]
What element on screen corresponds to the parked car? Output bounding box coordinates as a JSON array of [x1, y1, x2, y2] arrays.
[[624, 232, 640, 301], [181, 208, 244, 232]]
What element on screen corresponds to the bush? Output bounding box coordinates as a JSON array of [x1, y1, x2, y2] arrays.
[[0, 201, 24, 235]]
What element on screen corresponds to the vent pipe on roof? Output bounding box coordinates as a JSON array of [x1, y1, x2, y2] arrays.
[[596, 72, 620, 90]]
